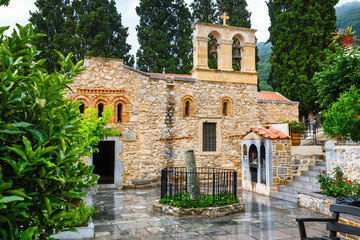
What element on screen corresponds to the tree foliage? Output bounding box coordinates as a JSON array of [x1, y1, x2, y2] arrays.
[[190, 0, 217, 23], [0, 24, 115, 239], [136, 0, 192, 74], [257, 42, 273, 91], [267, 0, 338, 115], [216, 0, 251, 28], [320, 86, 360, 143], [29, 0, 134, 71], [314, 45, 360, 109]]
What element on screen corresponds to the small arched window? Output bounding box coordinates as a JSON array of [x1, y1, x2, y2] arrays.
[[117, 104, 122, 123], [223, 101, 228, 116], [98, 103, 104, 118], [79, 102, 85, 114], [184, 100, 190, 117]]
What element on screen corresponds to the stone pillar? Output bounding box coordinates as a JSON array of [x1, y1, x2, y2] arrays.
[[184, 150, 201, 200], [218, 39, 233, 71], [192, 36, 210, 70], [241, 43, 256, 72]]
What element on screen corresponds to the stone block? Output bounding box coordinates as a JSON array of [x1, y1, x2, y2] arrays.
[[278, 167, 288, 175], [123, 132, 137, 142]]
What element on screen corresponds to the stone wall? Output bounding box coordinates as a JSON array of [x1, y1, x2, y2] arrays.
[[290, 146, 324, 176], [325, 141, 360, 181], [69, 57, 299, 184], [272, 139, 292, 185], [258, 100, 299, 124]]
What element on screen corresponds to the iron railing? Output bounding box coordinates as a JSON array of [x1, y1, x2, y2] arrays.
[[160, 167, 237, 205]]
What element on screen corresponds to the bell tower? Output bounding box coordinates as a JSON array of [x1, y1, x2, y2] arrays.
[[191, 15, 258, 84]]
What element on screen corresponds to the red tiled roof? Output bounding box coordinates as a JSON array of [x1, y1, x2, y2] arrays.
[[258, 92, 291, 102], [149, 73, 193, 78], [241, 126, 290, 140]]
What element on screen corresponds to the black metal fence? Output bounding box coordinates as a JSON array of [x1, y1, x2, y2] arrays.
[[160, 167, 237, 205]]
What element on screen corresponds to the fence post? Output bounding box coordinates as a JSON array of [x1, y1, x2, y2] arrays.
[[233, 171, 237, 199], [161, 169, 166, 198], [212, 169, 215, 205]]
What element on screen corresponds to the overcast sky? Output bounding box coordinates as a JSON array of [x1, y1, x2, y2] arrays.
[[0, 0, 356, 57]]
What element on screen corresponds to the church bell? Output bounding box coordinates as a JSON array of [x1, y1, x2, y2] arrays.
[[232, 41, 242, 61], [209, 41, 218, 55]]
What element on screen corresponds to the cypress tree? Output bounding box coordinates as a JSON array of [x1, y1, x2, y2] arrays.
[[29, 0, 134, 70], [190, 0, 217, 23], [136, 0, 192, 74], [267, 0, 339, 115], [216, 0, 251, 28]]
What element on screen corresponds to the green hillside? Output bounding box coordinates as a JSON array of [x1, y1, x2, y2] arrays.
[[335, 1, 360, 31]]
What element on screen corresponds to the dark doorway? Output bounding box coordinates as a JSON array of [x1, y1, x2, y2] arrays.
[[260, 144, 266, 184], [93, 141, 115, 184], [249, 144, 258, 183]]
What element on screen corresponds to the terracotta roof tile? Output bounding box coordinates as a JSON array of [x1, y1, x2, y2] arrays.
[[258, 92, 291, 102], [149, 73, 192, 78], [241, 126, 290, 140]]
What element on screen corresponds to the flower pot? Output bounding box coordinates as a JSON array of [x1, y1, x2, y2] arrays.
[[291, 133, 301, 146], [342, 35, 353, 47]]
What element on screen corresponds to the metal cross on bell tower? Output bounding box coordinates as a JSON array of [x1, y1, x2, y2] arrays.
[[220, 12, 229, 26]]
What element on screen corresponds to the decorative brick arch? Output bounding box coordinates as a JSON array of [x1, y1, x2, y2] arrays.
[[220, 97, 233, 117], [111, 96, 131, 123], [73, 94, 91, 113], [181, 95, 195, 117], [92, 95, 110, 119]]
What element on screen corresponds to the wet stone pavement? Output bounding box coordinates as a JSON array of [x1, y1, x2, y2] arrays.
[[92, 188, 329, 240]]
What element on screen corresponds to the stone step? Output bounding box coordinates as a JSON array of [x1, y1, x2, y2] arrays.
[[310, 165, 325, 171], [316, 161, 326, 166], [286, 180, 321, 192], [294, 175, 318, 184], [278, 186, 313, 195], [270, 191, 298, 203], [302, 171, 319, 177]]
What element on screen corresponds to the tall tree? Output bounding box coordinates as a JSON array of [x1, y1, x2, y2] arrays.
[[267, 0, 339, 115], [136, 0, 192, 74], [216, 0, 251, 28], [190, 0, 217, 23], [29, 0, 134, 70]]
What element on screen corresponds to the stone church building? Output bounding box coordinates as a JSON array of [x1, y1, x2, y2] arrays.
[[69, 21, 299, 186]]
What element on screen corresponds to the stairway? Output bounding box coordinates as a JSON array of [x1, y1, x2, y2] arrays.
[[270, 158, 325, 203]]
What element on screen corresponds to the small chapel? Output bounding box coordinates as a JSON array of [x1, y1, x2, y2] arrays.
[[68, 15, 299, 186]]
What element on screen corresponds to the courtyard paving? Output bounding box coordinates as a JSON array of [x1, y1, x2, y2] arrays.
[[92, 188, 329, 240]]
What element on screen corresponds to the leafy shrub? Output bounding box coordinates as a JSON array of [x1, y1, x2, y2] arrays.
[[282, 120, 306, 134], [0, 24, 115, 239], [320, 86, 360, 142], [317, 166, 360, 197], [159, 192, 239, 208], [64, 201, 98, 228]]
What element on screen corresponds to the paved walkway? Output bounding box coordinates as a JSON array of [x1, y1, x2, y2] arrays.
[[92, 188, 329, 240]]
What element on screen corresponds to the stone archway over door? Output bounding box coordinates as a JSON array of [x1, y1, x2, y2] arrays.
[[88, 137, 124, 185]]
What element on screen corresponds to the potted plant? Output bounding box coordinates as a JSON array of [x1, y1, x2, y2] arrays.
[[330, 26, 355, 47], [282, 121, 306, 146]]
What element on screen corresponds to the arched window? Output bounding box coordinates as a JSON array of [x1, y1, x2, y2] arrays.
[[223, 101, 228, 116], [79, 102, 85, 114], [117, 104, 122, 123], [98, 103, 104, 118], [184, 100, 190, 117]]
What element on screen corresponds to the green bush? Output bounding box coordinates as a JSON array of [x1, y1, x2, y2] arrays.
[[282, 120, 306, 134], [64, 201, 98, 228], [320, 86, 360, 142], [0, 24, 115, 239], [317, 166, 360, 197], [159, 192, 239, 208]]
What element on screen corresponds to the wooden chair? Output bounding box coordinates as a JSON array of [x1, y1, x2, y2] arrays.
[[296, 204, 360, 240]]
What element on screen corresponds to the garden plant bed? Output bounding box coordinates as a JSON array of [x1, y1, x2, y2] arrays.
[[153, 200, 245, 217], [51, 218, 94, 240]]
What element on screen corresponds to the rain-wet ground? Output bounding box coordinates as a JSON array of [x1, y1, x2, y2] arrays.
[[92, 188, 329, 240]]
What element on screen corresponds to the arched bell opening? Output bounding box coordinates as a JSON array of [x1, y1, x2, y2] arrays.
[[208, 32, 219, 69], [232, 37, 243, 71], [260, 144, 266, 184], [249, 144, 258, 183]]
